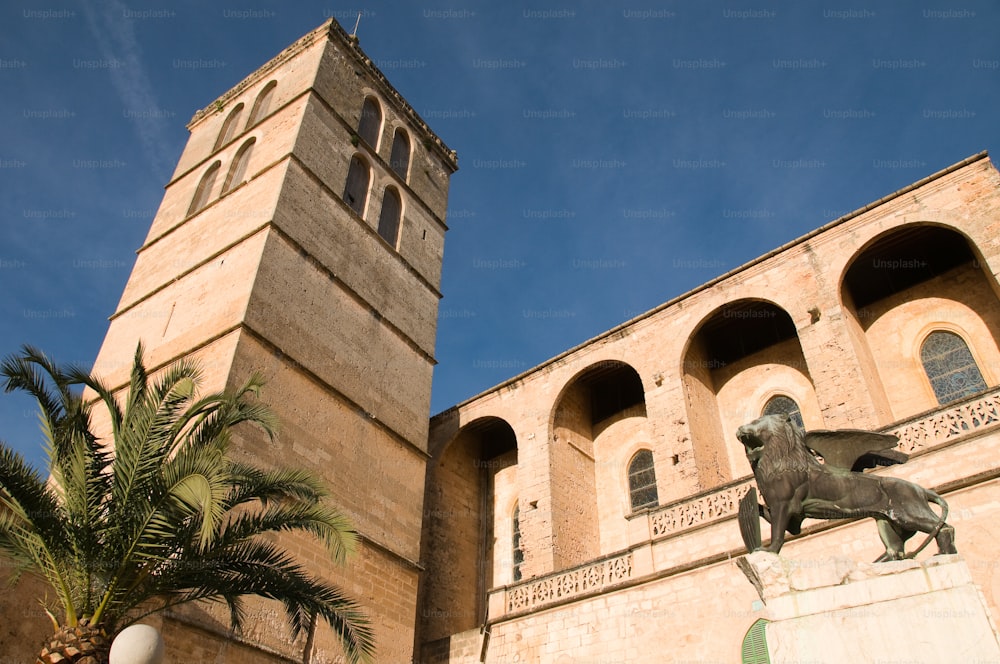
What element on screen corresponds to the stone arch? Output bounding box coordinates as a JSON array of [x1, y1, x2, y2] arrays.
[[357, 95, 383, 149], [389, 127, 411, 180], [839, 223, 1000, 420], [377, 185, 403, 247], [550, 360, 647, 565], [682, 299, 815, 487], [213, 102, 244, 151], [420, 416, 517, 643], [247, 80, 277, 127], [342, 154, 371, 218], [222, 137, 256, 194], [187, 160, 221, 216]]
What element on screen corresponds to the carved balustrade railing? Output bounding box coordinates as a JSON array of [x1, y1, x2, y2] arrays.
[[648, 478, 753, 538], [882, 386, 1000, 454], [503, 551, 633, 614]]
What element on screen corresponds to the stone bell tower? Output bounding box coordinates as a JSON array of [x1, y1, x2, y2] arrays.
[[89, 19, 457, 662]]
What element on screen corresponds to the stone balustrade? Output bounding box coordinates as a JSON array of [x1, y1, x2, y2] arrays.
[[649, 477, 753, 538], [497, 551, 634, 616], [884, 386, 1000, 454]]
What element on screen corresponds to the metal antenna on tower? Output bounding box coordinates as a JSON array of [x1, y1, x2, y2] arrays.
[[351, 11, 362, 38]]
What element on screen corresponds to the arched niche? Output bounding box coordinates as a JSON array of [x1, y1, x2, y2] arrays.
[[682, 299, 815, 486], [420, 416, 517, 643], [839, 224, 1000, 420], [550, 361, 647, 563]]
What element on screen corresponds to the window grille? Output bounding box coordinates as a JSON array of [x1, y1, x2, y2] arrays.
[[628, 449, 658, 511], [920, 330, 987, 405], [762, 395, 803, 429], [512, 503, 523, 582]]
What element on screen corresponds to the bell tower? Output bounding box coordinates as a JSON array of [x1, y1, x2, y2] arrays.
[[90, 20, 457, 662]]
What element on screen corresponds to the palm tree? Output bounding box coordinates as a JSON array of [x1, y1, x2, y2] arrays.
[[0, 344, 375, 663]]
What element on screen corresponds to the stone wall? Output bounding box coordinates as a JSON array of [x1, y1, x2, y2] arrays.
[[421, 154, 1000, 660]]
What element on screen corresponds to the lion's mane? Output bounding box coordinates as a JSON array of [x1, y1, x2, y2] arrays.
[[753, 416, 821, 482]]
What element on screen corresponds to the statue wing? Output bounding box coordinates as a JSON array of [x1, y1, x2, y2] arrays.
[[803, 429, 907, 472]]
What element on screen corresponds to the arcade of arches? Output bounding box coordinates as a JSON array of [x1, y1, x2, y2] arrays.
[[419, 158, 1000, 654]]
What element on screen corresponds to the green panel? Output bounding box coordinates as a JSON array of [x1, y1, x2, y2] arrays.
[[741, 619, 770, 664]]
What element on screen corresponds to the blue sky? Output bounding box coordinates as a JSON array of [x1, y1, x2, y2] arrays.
[[1, 1, 998, 469]]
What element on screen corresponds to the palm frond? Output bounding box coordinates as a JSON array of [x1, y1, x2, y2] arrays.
[[0, 445, 79, 624], [140, 539, 375, 662], [219, 500, 358, 564], [0, 346, 68, 427], [0, 345, 375, 662], [226, 463, 329, 505]]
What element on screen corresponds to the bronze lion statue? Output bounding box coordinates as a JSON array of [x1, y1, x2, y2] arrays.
[[736, 414, 956, 561]]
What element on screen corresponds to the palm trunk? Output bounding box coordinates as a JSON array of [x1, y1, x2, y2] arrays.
[[37, 619, 110, 664]]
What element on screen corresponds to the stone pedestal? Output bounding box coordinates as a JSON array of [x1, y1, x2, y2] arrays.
[[738, 552, 1000, 663]]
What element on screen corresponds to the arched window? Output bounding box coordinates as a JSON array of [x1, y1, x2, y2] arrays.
[[377, 186, 402, 247], [762, 395, 804, 429], [214, 103, 244, 151], [512, 503, 523, 582], [357, 97, 382, 148], [920, 330, 987, 405], [389, 128, 411, 180], [222, 138, 255, 193], [342, 155, 371, 217], [247, 80, 276, 127], [187, 161, 221, 216], [627, 449, 658, 511]]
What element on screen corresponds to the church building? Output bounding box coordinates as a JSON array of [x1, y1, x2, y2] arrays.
[[5, 19, 1000, 664]]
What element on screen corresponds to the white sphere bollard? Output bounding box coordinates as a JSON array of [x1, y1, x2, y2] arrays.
[[109, 624, 165, 664]]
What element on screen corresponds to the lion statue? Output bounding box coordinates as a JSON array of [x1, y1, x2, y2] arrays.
[[736, 414, 956, 561]]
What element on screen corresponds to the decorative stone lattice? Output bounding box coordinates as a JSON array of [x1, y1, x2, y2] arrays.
[[886, 387, 1000, 454], [506, 553, 633, 613], [650, 481, 753, 537]]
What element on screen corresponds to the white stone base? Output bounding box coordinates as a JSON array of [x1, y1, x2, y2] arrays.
[[738, 552, 1000, 663]]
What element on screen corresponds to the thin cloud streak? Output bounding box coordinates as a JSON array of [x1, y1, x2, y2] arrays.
[[79, 0, 173, 180]]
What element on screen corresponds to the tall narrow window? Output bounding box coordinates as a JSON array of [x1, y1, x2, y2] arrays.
[[389, 128, 411, 180], [214, 103, 244, 151], [377, 186, 402, 246], [222, 138, 255, 193], [512, 503, 523, 582], [187, 161, 221, 215], [921, 330, 987, 405], [357, 97, 382, 148], [762, 395, 804, 429], [343, 155, 371, 217], [247, 80, 276, 127], [627, 449, 658, 511]]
